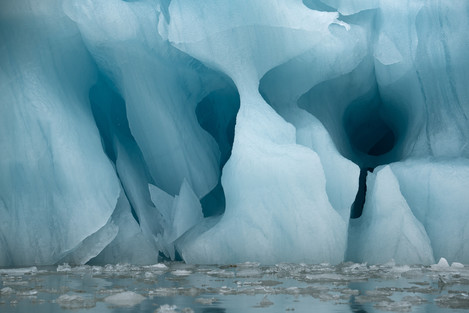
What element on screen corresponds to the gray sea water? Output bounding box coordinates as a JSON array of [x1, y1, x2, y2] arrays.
[[1, 260, 468, 313]]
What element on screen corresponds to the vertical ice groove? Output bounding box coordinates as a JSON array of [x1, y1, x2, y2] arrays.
[[89, 76, 164, 258]]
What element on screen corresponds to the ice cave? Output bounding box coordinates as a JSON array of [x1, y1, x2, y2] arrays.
[[1, 0, 469, 267]]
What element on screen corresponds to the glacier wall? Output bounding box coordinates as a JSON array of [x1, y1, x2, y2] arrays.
[[0, 0, 468, 266]]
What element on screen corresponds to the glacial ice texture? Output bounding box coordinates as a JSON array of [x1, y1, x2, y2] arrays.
[[0, 0, 468, 266]]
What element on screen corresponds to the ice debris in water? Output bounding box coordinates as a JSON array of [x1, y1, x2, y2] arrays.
[[431, 257, 453, 270], [374, 300, 412, 312], [0, 263, 469, 310], [437, 258, 450, 268], [452, 262, 465, 269], [171, 270, 193, 276], [56, 263, 72, 272], [155, 304, 193, 313], [0, 267, 37, 275], [55, 294, 96, 309], [155, 305, 179, 313], [146, 263, 169, 270], [0, 287, 14, 295], [436, 292, 469, 309]]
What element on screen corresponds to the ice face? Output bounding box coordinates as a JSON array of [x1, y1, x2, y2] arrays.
[[390, 159, 469, 263], [347, 166, 434, 265], [0, 0, 121, 266], [0, 0, 468, 266], [167, 0, 354, 264]]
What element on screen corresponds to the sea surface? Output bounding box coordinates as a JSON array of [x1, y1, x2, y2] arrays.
[[1, 260, 468, 312]]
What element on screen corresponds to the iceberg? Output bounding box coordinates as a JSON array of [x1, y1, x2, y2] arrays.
[[0, 0, 468, 266]]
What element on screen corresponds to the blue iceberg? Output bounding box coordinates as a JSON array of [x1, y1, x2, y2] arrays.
[[1, 0, 468, 266]]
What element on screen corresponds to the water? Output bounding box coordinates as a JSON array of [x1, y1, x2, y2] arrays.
[[1, 261, 468, 312]]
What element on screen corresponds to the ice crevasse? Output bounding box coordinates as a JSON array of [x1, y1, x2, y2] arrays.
[[0, 0, 468, 266]]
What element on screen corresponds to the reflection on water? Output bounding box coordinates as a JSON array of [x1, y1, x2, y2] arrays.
[[0, 261, 468, 312], [202, 308, 226, 313], [350, 302, 368, 313]]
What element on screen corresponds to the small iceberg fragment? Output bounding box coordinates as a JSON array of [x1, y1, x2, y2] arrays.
[[104, 291, 145, 307]]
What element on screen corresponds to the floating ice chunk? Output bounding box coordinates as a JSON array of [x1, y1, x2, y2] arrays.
[[435, 293, 469, 309], [56, 294, 96, 309], [57, 264, 72, 272], [156, 304, 179, 313], [149, 288, 180, 297], [97, 288, 126, 296], [205, 268, 235, 278], [144, 263, 169, 270], [195, 297, 217, 305], [438, 258, 450, 267], [402, 295, 427, 305], [0, 287, 14, 295], [451, 262, 464, 269], [104, 291, 145, 307], [16, 290, 38, 297], [433, 258, 450, 269], [171, 270, 192, 276], [374, 300, 412, 312]]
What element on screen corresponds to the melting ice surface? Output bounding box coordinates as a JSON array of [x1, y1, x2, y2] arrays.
[[1, 260, 469, 312], [1, 0, 469, 268]]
